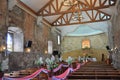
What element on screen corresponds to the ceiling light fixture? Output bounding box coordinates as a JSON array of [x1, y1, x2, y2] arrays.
[[63, 0, 78, 6], [72, 2, 84, 21], [72, 11, 83, 21], [63, 0, 84, 21]]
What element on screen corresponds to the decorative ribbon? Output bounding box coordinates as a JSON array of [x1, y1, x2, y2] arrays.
[[3, 68, 49, 80], [73, 63, 81, 71], [52, 68, 73, 80], [3, 62, 84, 80], [52, 63, 81, 80], [53, 64, 69, 72]]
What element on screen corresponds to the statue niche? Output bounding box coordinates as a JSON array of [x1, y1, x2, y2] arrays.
[[82, 39, 90, 49]]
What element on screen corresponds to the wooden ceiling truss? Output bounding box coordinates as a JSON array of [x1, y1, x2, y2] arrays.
[[38, 0, 116, 16], [18, 0, 117, 26], [37, 0, 116, 26], [52, 9, 111, 26]]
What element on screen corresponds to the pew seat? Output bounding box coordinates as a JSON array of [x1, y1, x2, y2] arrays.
[[68, 74, 120, 79]]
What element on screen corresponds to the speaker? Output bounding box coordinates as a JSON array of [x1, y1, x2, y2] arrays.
[[26, 40, 32, 47], [53, 50, 58, 56], [106, 46, 110, 50]]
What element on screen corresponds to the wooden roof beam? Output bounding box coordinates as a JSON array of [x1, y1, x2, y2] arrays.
[[52, 9, 111, 26], [16, 0, 37, 15], [37, 0, 117, 16]]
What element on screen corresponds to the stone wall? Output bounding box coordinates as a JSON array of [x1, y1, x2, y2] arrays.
[[0, 0, 8, 32], [61, 33, 109, 61], [0, 0, 8, 62], [110, 1, 120, 69], [7, 6, 60, 70], [0, 1, 60, 71], [9, 52, 51, 71], [8, 5, 56, 53], [62, 33, 108, 52]]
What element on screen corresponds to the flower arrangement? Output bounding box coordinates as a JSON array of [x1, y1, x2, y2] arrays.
[[45, 57, 58, 70], [35, 57, 43, 67], [78, 56, 81, 62], [66, 56, 74, 65]]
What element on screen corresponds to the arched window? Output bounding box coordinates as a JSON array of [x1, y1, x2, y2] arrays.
[[82, 39, 90, 49], [48, 40, 53, 54], [7, 27, 24, 52], [7, 32, 13, 52], [57, 35, 61, 45]]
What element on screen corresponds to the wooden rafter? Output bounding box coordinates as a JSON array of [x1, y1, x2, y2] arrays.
[[52, 9, 111, 26], [37, 0, 117, 16], [17, 0, 117, 26], [17, 0, 51, 25], [37, 0, 54, 14], [16, 0, 37, 15]]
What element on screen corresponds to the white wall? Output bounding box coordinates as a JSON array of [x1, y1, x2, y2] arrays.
[[14, 32, 24, 52]]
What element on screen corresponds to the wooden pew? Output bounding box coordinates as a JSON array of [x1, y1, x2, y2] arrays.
[[67, 62, 120, 80], [67, 75, 120, 79], [72, 72, 120, 75], [76, 70, 120, 72]]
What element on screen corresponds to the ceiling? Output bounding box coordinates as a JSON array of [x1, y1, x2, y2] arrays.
[[57, 21, 110, 36], [16, 0, 117, 36]]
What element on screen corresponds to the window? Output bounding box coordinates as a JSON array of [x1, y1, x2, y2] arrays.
[[7, 27, 24, 52], [48, 41, 53, 54], [57, 35, 61, 45], [7, 33, 13, 52]]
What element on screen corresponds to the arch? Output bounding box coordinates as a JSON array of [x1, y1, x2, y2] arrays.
[[7, 27, 24, 52]]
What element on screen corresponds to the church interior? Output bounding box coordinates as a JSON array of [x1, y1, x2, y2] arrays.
[[0, 0, 120, 80]]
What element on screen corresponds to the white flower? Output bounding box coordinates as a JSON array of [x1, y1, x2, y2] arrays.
[[45, 57, 57, 70], [78, 56, 81, 61], [59, 56, 63, 61], [66, 56, 73, 65], [35, 57, 43, 65]]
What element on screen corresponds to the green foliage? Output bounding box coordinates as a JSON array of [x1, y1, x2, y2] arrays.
[[35, 57, 43, 66], [45, 58, 58, 70], [66, 56, 74, 65]]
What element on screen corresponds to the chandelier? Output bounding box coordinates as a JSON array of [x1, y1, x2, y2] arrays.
[[72, 11, 83, 21], [63, 0, 84, 20]]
